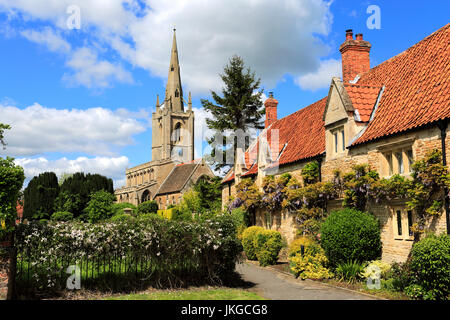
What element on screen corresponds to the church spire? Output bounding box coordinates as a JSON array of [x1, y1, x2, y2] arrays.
[[165, 29, 184, 112]]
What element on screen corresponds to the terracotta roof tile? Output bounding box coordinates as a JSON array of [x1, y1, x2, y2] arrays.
[[353, 23, 450, 145]]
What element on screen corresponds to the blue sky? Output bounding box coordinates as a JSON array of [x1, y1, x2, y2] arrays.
[[0, 0, 448, 188]]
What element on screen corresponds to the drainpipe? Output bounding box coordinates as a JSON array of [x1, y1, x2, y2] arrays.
[[317, 156, 323, 182], [438, 119, 449, 235]]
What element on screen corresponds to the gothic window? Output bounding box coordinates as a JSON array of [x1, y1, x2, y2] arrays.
[[175, 89, 179, 98], [173, 123, 181, 142]]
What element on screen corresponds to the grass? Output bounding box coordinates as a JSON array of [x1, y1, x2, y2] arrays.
[[104, 288, 266, 300]]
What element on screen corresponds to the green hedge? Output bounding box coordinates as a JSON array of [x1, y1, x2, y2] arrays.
[[254, 230, 283, 267], [242, 226, 283, 266], [408, 233, 450, 300], [242, 226, 264, 260], [320, 208, 381, 266]]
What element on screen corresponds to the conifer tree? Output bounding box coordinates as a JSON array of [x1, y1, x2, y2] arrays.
[[201, 55, 265, 171], [23, 172, 59, 220]]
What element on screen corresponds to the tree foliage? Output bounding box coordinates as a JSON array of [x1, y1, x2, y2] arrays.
[[23, 172, 60, 220], [201, 55, 265, 170], [0, 123, 11, 149], [0, 157, 25, 235], [84, 190, 115, 223], [58, 172, 114, 218], [193, 175, 223, 212]]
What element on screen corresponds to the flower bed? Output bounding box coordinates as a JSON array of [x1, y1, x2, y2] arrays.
[[14, 214, 242, 297]]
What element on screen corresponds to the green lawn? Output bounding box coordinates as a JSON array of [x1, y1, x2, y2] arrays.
[[105, 288, 266, 300]]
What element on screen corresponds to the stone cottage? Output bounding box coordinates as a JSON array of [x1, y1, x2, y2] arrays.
[[222, 24, 450, 263]]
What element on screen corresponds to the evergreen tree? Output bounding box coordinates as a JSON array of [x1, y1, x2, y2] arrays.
[[58, 172, 114, 218], [201, 55, 265, 171], [23, 172, 59, 220], [193, 175, 222, 212], [0, 123, 11, 149]]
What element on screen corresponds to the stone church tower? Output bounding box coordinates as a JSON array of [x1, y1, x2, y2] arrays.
[[114, 30, 213, 208], [152, 30, 195, 163]]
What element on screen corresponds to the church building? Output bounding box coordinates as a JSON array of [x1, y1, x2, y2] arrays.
[[115, 30, 214, 209]]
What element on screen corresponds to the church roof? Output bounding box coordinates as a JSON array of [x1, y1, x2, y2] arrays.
[[155, 162, 199, 195]]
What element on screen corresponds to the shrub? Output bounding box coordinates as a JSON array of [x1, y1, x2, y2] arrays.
[[408, 233, 450, 300], [320, 208, 381, 265], [110, 214, 134, 223], [84, 190, 115, 223], [254, 230, 283, 267], [229, 208, 249, 240], [112, 202, 136, 216], [137, 200, 158, 215], [157, 208, 178, 220], [14, 213, 242, 293], [289, 243, 333, 280], [241, 226, 264, 260], [388, 262, 413, 292], [361, 260, 391, 280], [288, 236, 315, 257], [335, 260, 365, 283], [50, 211, 73, 222]]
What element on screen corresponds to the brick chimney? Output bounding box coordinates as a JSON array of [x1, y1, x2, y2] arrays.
[[264, 92, 278, 128], [340, 29, 371, 83]]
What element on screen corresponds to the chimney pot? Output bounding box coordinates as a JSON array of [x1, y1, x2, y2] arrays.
[[340, 29, 371, 83], [264, 92, 278, 128], [345, 29, 353, 40]]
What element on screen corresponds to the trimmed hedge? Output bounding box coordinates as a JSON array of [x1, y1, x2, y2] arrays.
[[320, 208, 381, 266], [242, 226, 264, 260], [50, 211, 73, 222]]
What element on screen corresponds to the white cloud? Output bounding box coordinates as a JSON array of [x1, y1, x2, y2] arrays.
[[0, 0, 335, 93], [295, 58, 341, 91], [21, 27, 71, 53], [63, 47, 133, 88], [14, 156, 130, 189], [0, 103, 147, 157]]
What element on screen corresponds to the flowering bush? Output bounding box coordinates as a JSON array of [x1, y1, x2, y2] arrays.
[[14, 214, 242, 294], [289, 242, 332, 280]]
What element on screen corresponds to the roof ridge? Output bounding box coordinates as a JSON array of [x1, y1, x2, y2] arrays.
[[361, 23, 449, 80]]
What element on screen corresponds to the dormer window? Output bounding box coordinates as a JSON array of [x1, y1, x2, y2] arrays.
[[332, 126, 345, 155]]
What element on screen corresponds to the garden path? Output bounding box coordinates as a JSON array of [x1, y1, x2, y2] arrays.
[[235, 262, 378, 300]]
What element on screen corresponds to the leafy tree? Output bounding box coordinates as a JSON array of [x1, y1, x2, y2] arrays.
[[0, 123, 11, 149], [0, 157, 25, 236], [201, 55, 265, 170], [136, 201, 158, 215], [53, 191, 82, 216], [59, 172, 114, 218], [23, 172, 59, 220], [84, 190, 115, 223], [193, 175, 222, 212]]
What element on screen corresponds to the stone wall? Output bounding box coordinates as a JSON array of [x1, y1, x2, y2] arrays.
[[0, 238, 14, 300]]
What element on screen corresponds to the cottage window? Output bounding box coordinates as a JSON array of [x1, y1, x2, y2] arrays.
[[332, 126, 345, 155], [383, 147, 413, 177], [392, 206, 414, 241], [334, 132, 338, 153]]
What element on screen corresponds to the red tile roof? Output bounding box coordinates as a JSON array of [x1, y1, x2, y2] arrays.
[[222, 97, 327, 183], [352, 23, 450, 145], [344, 84, 381, 122]]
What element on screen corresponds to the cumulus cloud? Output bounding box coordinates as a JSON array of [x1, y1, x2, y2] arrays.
[[0, 103, 147, 157], [21, 27, 71, 53], [62, 47, 134, 88], [295, 58, 341, 91], [0, 0, 335, 93], [14, 156, 130, 188]]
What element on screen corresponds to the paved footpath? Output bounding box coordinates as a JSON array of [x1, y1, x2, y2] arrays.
[[235, 262, 377, 300]]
